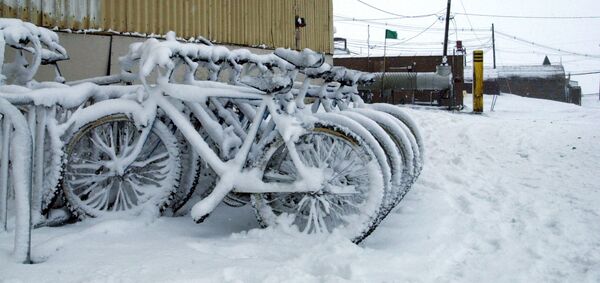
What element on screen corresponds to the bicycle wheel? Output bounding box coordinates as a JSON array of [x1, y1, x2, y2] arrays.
[[340, 111, 404, 214], [368, 104, 424, 177], [346, 108, 416, 207], [40, 127, 65, 215], [253, 113, 388, 243], [169, 129, 219, 215], [62, 114, 180, 218], [14, 106, 64, 216]]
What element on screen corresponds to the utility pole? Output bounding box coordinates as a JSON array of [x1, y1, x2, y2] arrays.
[[492, 23, 497, 69], [367, 25, 370, 58], [442, 0, 452, 61], [367, 25, 370, 69], [382, 35, 387, 93]]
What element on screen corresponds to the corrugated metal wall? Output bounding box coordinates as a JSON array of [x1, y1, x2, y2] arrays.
[[0, 0, 332, 53]]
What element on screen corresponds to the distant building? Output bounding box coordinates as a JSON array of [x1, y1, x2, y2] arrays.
[[464, 57, 581, 105]]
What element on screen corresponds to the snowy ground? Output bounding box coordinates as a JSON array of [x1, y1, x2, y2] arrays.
[[1, 94, 600, 282]]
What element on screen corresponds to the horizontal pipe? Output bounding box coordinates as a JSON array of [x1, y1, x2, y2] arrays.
[[368, 65, 452, 91]]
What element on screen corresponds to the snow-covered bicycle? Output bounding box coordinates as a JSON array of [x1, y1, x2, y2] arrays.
[[1, 21, 423, 243], [46, 34, 389, 242]]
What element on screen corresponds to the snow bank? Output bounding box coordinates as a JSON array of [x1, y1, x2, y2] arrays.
[[1, 94, 598, 281]]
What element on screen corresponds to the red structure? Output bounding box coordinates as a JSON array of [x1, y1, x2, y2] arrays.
[[334, 55, 465, 108]]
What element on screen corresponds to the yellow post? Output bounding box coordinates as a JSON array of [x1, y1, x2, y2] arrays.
[[473, 50, 484, 113]]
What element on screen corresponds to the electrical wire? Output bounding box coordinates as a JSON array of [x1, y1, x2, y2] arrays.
[[568, 71, 600, 76], [495, 30, 600, 59], [354, 0, 443, 19], [334, 15, 491, 33], [389, 19, 440, 46], [458, 0, 486, 46], [454, 12, 600, 19]]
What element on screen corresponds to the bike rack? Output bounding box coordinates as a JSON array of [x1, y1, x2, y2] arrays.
[[0, 97, 33, 264], [0, 18, 424, 249]]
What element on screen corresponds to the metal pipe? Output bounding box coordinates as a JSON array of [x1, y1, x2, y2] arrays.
[[0, 115, 10, 232], [368, 67, 452, 92]]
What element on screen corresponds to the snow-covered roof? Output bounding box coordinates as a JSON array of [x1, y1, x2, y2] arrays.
[[464, 65, 565, 82]]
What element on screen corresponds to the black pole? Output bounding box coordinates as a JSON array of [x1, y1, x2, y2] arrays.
[[106, 35, 113, 76], [442, 0, 452, 59], [492, 23, 497, 69]]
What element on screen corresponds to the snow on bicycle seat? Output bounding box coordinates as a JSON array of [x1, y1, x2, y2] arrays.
[[323, 67, 364, 86], [357, 73, 376, 85], [303, 63, 332, 79], [240, 75, 294, 94], [274, 48, 324, 69]]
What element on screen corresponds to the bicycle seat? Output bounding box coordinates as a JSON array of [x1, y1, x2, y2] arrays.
[[240, 75, 294, 94], [322, 66, 347, 83], [357, 73, 376, 85], [323, 67, 365, 86], [303, 63, 332, 79], [274, 48, 324, 69]]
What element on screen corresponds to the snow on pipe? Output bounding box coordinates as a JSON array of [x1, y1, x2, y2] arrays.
[[369, 65, 453, 91], [0, 97, 33, 264]]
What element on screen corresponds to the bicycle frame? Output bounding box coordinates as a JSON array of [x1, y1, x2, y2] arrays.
[[1, 30, 378, 223], [125, 79, 326, 220], [2, 23, 424, 248]]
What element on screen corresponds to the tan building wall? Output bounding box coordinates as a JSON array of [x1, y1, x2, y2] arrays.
[[0, 0, 333, 53], [8, 32, 331, 83]]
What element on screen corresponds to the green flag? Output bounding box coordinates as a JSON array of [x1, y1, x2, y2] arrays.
[[385, 29, 397, 39]]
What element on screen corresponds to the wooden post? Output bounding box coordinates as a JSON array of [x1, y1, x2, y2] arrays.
[[473, 50, 484, 113]]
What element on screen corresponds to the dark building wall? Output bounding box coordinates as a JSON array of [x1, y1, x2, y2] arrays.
[[334, 55, 464, 108], [497, 75, 566, 102], [464, 80, 500, 95], [567, 85, 582, 105]]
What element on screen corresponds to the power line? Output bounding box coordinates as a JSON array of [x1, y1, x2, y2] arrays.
[[344, 36, 491, 47], [495, 48, 566, 56], [569, 71, 600, 76], [389, 19, 440, 46], [334, 15, 489, 31], [458, 0, 485, 46], [455, 12, 600, 19], [333, 16, 491, 34], [495, 30, 600, 59], [354, 0, 443, 18]]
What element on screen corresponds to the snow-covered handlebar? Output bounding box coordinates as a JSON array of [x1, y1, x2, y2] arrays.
[[0, 18, 68, 86]]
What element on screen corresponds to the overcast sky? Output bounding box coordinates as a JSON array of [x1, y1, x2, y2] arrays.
[[333, 0, 600, 94]]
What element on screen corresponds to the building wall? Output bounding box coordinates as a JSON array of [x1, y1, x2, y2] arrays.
[[7, 32, 332, 84], [496, 76, 566, 102], [465, 76, 585, 105], [0, 0, 333, 53], [334, 55, 464, 108], [567, 85, 581, 105], [464, 81, 500, 95]]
